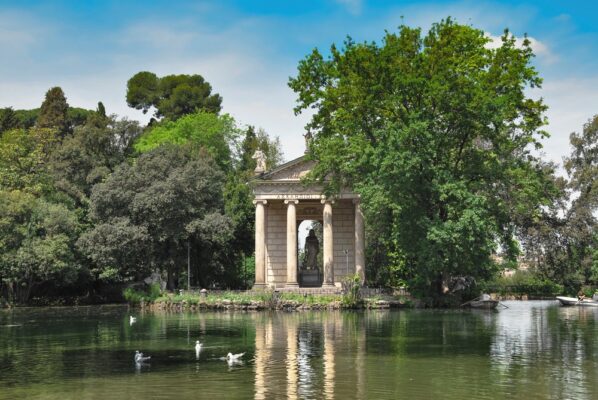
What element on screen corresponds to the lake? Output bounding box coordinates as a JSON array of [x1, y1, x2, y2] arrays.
[[1, 301, 597, 399]]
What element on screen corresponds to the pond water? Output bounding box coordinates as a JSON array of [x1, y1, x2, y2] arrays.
[[1, 301, 597, 399]]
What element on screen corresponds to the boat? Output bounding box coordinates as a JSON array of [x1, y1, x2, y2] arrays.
[[556, 296, 598, 307], [469, 299, 499, 309], [462, 294, 499, 309]]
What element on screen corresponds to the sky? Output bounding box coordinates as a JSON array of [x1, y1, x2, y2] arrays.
[[1, 0, 597, 168]]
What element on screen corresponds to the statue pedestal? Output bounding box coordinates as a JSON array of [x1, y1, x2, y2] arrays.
[[300, 269, 322, 287]]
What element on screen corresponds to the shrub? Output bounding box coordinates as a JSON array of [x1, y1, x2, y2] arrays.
[[481, 271, 563, 296], [123, 283, 162, 304], [341, 273, 362, 307]]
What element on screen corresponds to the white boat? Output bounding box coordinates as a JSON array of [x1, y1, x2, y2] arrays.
[[556, 296, 598, 307]]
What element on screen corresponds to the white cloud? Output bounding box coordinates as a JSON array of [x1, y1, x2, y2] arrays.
[[536, 77, 598, 167], [485, 33, 557, 64]]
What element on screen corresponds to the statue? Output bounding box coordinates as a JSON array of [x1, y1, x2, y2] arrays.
[[252, 150, 266, 174], [304, 229, 319, 270], [303, 132, 313, 154]]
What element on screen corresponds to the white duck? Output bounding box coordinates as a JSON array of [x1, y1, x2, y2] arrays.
[[129, 316, 137, 325], [134, 350, 151, 363], [226, 352, 244, 362]]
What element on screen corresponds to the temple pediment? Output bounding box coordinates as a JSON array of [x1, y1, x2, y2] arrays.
[[259, 156, 316, 182]]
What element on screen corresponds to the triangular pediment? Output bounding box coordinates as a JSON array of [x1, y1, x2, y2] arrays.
[[259, 156, 316, 182]]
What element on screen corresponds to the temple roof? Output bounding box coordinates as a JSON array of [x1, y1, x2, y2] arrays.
[[256, 155, 316, 182]]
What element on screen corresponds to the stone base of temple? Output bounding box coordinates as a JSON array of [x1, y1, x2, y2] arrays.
[[276, 286, 342, 295], [252, 283, 268, 290]]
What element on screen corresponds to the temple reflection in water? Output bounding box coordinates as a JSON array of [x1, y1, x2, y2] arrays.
[[252, 312, 368, 400]]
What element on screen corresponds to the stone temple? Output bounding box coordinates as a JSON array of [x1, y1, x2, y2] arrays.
[[251, 154, 365, 290]]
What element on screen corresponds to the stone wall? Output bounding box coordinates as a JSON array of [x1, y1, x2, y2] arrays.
[[265, 201, 286, 286], [332, 200, 355, 285]]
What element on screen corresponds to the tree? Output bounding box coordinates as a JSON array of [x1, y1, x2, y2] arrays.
[[79, 145, 235, 289], [237, 125, 284, 172], [134, 112, 238, 172], [518, 117, 596, 292], [0, 191, 80, 303], [126, 71, 222, 121], [223, 125, 284, 283], [49, 116, 142, 203], [37, 87, 70, 136], [0, 128, 81, 303], [562, 115, 597, 284], [0, 107, 19, 135], [289, 19, 553, 302]]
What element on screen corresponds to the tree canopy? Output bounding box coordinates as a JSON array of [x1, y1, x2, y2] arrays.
[[126, 72, 222, 121], [134, 112, 237, 171], [79, 145, 234, 288], [289, 19, 554, 301]]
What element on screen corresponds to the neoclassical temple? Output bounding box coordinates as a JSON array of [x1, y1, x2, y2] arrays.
[[251, 154, 365, 289]]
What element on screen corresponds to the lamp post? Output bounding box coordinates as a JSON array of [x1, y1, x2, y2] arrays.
[[187, 241, 191, 291], [344, 249, 349, 276]]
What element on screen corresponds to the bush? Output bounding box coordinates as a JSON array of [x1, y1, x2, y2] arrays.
[[123, 283, 162, 304], [341, 273, 362, 307], [481, 271, 563, 297]]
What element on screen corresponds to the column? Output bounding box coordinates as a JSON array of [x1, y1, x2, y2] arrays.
[[253, 200, 267, 289], [354, 199, 366, 285], [285, 200, 299, 287], [322, 199, 335, 287]]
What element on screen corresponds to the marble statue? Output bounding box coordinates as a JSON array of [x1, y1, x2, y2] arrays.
[[252, 150, 266, 173]]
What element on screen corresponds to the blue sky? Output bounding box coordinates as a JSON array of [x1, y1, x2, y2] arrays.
[[1, 0, 597, 167]]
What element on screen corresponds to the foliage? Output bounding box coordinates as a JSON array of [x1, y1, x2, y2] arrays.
[[49, 116, 143, 203], [126, 71, 222, 121], [0, 107, 19, 135], [0, 128, 58, 195], [10, 106, 94, 132], [289, 19, 553, 301], [134, 112, 237, 171], [79, 145, 235, 288], [223, 125, 284, 269], [0, 191, 81, 303], [481, 271, 563, 297], [237, 125, 284, 172], [518, 116, 596, 291], [123, 283, 162, 304], [341, 273, 362, 307], [37, 87, 70, 136], [0, 127, 83, 303]]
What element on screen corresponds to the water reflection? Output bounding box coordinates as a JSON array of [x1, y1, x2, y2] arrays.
[[1, 303, 598, 399]]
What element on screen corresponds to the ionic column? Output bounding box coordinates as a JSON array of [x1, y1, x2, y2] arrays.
[[354, 198, 365, 285], [253, 199, 267, 289], [321, 199, 335, 287], [285, 200, 299, 287]]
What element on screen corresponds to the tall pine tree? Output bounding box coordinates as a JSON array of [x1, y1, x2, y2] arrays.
[[37, 87, 70, 136]]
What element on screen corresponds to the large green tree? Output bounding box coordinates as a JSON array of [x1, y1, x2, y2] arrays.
[[289, 19, 554, 302], [79, 145, 235, 289], [0, 128, 81, 303], [126, 72, 222, 121]]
